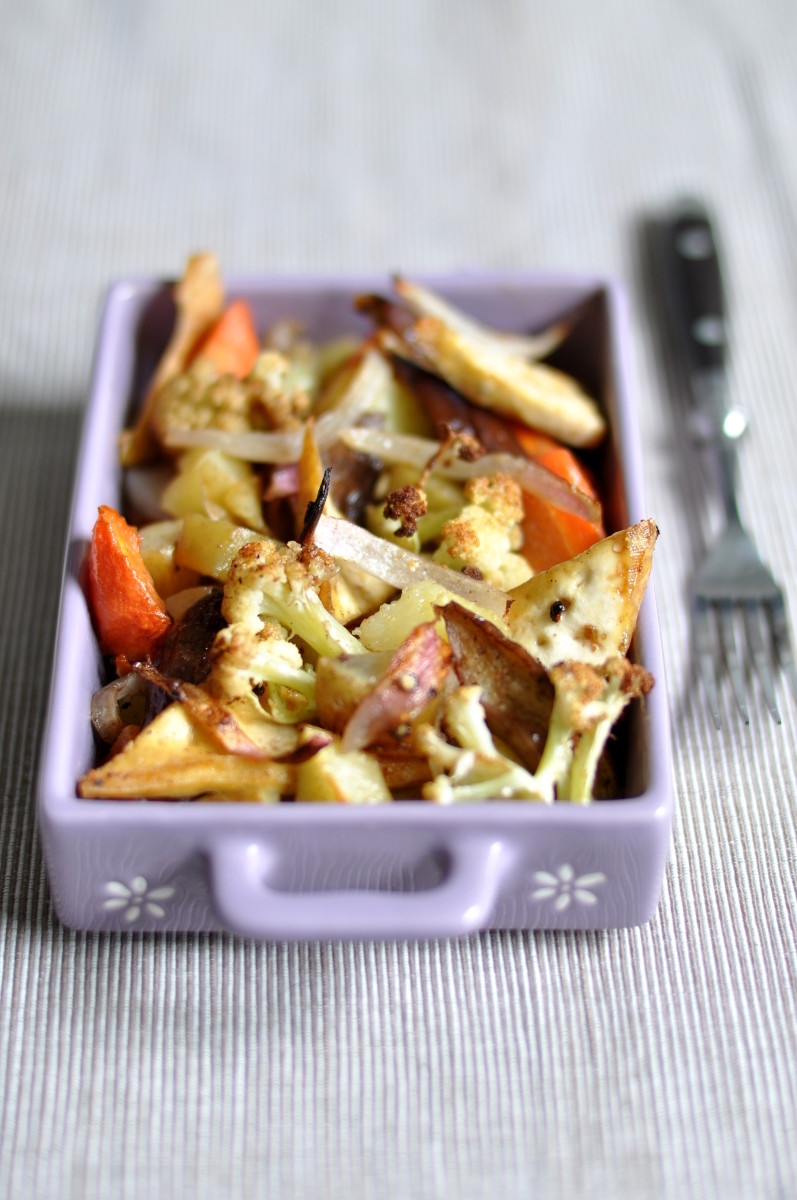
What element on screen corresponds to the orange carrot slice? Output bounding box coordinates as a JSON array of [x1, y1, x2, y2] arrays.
[[511, 426, 605, 571], [88, 506, 172, 661], [193, 298, 260, 378]]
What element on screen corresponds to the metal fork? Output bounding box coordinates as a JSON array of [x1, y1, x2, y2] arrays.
[[656, 199, 797, 727]]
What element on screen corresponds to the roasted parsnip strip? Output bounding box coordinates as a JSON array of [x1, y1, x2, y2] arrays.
[[134, 663, 297, 759], [120, 253, 225, 466], [78, 701, 295, 800], [506, 519, 658, 667], [80, 756, 293, 801], [377, 319, 606, 448], [393, 276, 572, 361]]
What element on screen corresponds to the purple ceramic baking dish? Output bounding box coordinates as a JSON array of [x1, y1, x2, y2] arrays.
[[37, 271, 672, 940]]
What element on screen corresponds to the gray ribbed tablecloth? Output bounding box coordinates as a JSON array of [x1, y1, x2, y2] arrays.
[[2, 2, 796, 1197]]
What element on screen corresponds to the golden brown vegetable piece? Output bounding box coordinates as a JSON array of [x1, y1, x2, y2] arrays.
[[119, 253, 225, 466], [78, 703, 294, 801], [506, 519, 658, 668], [294, 743, 392, 804], [393, 276, 572, 361], [382, 319, 606, 448], [441, 602, 553, 772], [133, 664, 273, 759], [363, 277, 607, 449]]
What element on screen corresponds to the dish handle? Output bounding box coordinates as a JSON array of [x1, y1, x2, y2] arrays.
[[208, 836, 510, 941]]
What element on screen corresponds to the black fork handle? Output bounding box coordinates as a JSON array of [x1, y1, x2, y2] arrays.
[[657, 199, 727, 378], [656, 199, 747, 521]]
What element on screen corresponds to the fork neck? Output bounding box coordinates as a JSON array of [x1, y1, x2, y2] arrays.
[[691, 367, 746, 526], [713, 437, 744, 527]]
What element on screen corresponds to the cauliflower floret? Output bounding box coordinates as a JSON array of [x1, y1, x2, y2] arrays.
[[382, 484, 428, 539], [366, 462, 462, 551], [432, 473, 532, 589], [248, 350, 314, 430], [223, 537, 364, 658], [544, 657, 654, 803], [440, 655, 630, 805], [207, 536, 369, 728], [462, 472, 525, 528], [417, 686, 547, 803], [152, 360, 257, 443], [151, 349, 315, 450], [208, 618, 317, 724], [415, 657, 652, 805]]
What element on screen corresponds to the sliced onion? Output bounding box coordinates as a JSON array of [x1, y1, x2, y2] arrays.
[[338, 428, 600, 523], [90, 673, 149, 744], [123, 464, 173, 522], [313, 348, 394, 456], [163, 426, 304, 463], [313, 515, 510, 619]]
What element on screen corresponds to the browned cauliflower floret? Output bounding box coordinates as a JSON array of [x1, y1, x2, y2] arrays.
[[536, 656, 654, 803], [432, 472, 531, 589], [382, 484, 428, 538], [208, 617, 317, 724], [152, 360, 258, 445], [418, 685, 546, 804], [462, 472, 524, 530], [223, 538, 364, 658], [151, 350, 316, 450], [248, 351, 314, 431]]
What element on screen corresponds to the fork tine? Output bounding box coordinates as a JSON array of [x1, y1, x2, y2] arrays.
[[769, 594, 797, 706], [717, 601, 750, 724], [743, 602, 781, 723], [693, 597, 723, 729]]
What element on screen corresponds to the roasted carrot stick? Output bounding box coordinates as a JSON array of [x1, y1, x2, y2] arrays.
[[119, 251, 225, 467], [511, 426, 605, 572], [192, 298, 260, 378], [88, 506, 171, 661]]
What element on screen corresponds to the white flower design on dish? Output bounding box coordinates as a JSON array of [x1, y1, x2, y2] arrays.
[[531, 864, 607, 911], [102, 876, 175, 922]]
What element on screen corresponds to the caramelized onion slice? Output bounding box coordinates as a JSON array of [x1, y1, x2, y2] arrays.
[[338, 428, 600, 523], [313, 515, 510, 619], [90, 673, 149, 744]]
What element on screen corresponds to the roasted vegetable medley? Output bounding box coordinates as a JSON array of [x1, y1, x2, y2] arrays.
[[79, 255, 656, 805]]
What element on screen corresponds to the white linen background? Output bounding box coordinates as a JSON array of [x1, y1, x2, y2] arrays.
[[1, 1, 796, 1197]]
